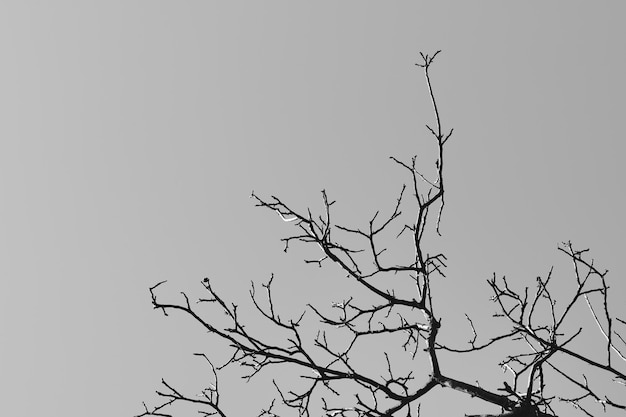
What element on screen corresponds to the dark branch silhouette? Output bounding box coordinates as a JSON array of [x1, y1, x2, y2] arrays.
[[136, 52, 625, 417]]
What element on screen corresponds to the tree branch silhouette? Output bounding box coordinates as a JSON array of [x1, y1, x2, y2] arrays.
[[137, 52, 624, 417]]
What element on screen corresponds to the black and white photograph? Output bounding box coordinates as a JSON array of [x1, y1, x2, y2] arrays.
[[1, 3, 624, 416]]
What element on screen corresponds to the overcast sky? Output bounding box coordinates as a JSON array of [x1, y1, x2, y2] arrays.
[[0, 2, 624, 417]]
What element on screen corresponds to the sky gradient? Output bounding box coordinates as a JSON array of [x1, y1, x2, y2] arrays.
[[0, 2, 624, 416]]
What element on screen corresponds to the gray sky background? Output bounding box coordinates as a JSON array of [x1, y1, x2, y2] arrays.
[[0, 2, 624, 416]]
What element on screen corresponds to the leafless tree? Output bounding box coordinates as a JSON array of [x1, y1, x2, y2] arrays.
[[136, 52, 625, 417]]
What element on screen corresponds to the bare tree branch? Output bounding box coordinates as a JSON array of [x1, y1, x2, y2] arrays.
[[137, 52, 624, 417]]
